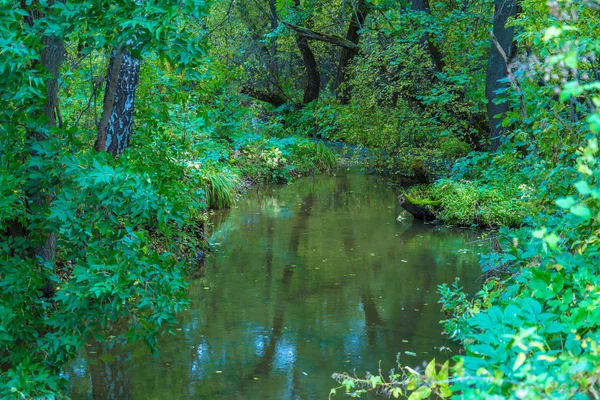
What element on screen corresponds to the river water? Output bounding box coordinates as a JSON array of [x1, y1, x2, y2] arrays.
[[65, 168, 485, 399]]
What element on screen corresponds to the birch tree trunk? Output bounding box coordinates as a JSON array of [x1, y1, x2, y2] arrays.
[[95, 48, 141, 157]]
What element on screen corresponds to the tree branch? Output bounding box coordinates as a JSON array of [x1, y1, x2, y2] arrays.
[[282, 21, 359, 50]]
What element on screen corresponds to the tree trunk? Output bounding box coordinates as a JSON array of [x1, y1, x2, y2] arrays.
[[293, 0, 321, 104], [36, 31, 63, 298], [411, 0, 445, 73], [95, 48, 141, 157], [333, 0, 370, 104], [485, 0, 517, 151], [296, 36, 321, 104], [17, 0, 65, 297]]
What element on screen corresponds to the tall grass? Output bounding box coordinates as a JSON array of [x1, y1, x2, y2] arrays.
[[290, 141, 338, 174], [200, 168, 241, 209], [313, 141, 337, 171]]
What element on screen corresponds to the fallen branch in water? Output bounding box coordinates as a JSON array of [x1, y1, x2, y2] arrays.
[[398, 194, 437, 221]]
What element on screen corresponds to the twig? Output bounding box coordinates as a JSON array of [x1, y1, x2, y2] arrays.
[[491, 33, 528, 119], [200, 0, 236, 41], [73, 78, 103, 128]]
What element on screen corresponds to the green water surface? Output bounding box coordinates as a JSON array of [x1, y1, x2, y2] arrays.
[[65, 168, 485, 399]]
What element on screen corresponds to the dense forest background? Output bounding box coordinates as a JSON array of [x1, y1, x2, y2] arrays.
[[1, 0, 600, 398]]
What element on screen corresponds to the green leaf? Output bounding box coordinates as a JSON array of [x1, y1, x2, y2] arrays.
[[564, 51, 578, 69], [543, 233, 560, 250], [424, 359, 436, 381], [513, 352, 526, 371], [555, 197, 576, 209], [574, 181, 591, 195], [370, 375, 383, 388], [436, 360, 449, 381], [560, 82, 583, 102], [543, 26, 562, 40], [343, 379, 355, 390], [570, 205, 591, 220], [408, 385, 432, 400], [588, 114, 600, 134]]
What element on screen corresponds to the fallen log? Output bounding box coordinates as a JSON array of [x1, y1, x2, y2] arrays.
[[404, 193, 442, 208], [398, 194, 437, 222], [240, 85, 287, 107]]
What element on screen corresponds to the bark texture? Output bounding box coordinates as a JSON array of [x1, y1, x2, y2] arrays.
[[485, 0, 517, 151], [95, 48, 141, 157], [36, 32, 63, 291]]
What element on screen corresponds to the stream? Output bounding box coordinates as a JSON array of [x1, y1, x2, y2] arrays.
[[64, 168, 485, 399]]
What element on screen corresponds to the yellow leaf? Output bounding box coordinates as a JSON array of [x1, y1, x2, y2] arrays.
[[536, 355, 556, 362], [513, 353, 526, 371], [551, 264, 563, 271], [529, 341, 545, 351], [586, 283, 594, 291]]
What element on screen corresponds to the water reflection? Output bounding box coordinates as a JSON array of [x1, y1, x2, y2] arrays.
[[65, 168, 485, 399]]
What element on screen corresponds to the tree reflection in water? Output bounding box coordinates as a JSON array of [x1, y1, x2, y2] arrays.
[[64, 168, 485, 399]]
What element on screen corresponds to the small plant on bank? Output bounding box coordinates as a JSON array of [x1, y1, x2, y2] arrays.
[[330, 358, 452, 399]]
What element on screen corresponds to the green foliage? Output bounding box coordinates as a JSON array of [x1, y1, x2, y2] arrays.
[[4, 0, 600, 396], [231, 132, 337, 183], [0, 1, 212, 397], [0, 146, 193, 397], [405, 178, 532, 227], [438, 1, 600, 397], [438, 140, 600, 398], [439, 137, 471, 158], [435, 180, 530, 227], [288, 140, 338, 174], [1, 0, 345, 392]]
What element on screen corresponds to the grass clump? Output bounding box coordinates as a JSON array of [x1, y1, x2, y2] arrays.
[[290, 141, 337, 174], [200, 168, 241, 209]]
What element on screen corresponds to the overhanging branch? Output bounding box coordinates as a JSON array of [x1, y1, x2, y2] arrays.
[[282, 21, 359, 50]]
